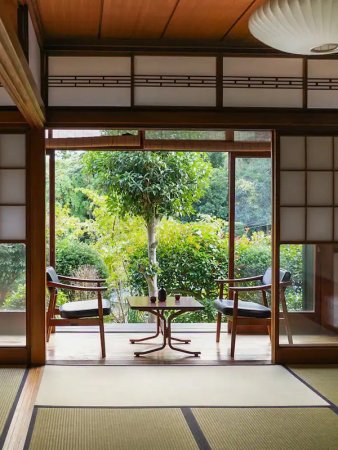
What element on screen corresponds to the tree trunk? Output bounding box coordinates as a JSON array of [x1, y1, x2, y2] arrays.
[[146, 217, 158, 323], [146, 217, 158, 297]]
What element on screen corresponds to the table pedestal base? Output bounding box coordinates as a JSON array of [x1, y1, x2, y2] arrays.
[[130, 309, 200, 357]]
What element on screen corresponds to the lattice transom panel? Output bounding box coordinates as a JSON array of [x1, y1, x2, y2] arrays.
[[280, 136, 338, 242]]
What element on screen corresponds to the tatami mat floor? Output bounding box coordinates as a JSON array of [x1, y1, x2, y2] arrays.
[[1, 364, 337, 449], [0, 368, 27, 448]]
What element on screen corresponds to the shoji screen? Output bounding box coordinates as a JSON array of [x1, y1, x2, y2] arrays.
[[277, 135, 338, 351], [223, 57, 303, 108], [0, 134, 26, 346], [280, 136, 336, 242], [134, 56, 216, 107]]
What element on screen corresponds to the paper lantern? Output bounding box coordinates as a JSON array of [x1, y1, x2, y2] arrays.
[[249, 0, 338, 55]]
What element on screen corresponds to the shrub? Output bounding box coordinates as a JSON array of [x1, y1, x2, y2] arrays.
[[56, 239, 108, 278], [127, 221, 304, 322]]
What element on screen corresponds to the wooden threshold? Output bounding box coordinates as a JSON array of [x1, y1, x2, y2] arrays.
[[3, 367, 43, 450]]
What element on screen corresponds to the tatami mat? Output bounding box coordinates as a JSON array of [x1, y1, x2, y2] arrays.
[[0, 368, 26, 447], [25, 407, 198, 450], [36, 365, 327, 407], [192, 407, 338, 450], [288, 365, 338, 406]]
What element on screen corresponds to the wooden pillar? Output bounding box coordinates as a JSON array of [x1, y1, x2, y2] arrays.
[[272, 131, 279, 364], [27, 128, 46, 366], [49, 146, 56, 268], [228, 152, 236, 298]]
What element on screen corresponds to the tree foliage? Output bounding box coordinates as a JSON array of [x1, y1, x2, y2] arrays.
[[54, 152, 95, 220], [193, 168, 228, 220], [84, 151, 212, 221]]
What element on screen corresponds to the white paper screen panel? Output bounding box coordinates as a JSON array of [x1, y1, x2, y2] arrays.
[[0, 207, 26, 240], [134, 56, 216, 107], [0, 135, 26, 167], [307, 137, 333, 169], [0, 170, 25, 204], [334, 139, 338, 170], [335, 209, 338, 241], [280, 172, 305, 206], [28, 13, 40, 93], [308, 60, 338, 109], [223, 57, 303, 108], [0, 134, 26, 240], [48, 57, 131, 107], [335, 174, 338, 205], [307, 208, 333, 241], [280, 137, 305, 169], [307, 172, 333, 206], [280, 207, 305, 241], [0, 87, 15, 106]]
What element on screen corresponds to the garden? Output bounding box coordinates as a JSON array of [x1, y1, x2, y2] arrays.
[[0, 133, 306, 321]]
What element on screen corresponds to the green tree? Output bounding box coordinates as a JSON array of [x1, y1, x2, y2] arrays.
[[235, 158, 271, 230], [84, 151, 211, 296], [55, 152, 95, 221], [193, 167, 228, 220]]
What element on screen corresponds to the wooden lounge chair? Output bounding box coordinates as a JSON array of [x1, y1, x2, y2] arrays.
[[214, 268, 293, 357], [46, 266, 111, 357]]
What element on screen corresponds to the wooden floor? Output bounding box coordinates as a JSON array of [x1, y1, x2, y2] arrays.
[[47, 319, 338, 364], [47, 328, 272, 364]]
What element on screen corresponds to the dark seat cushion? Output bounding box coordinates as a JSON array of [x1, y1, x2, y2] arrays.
[[59, 299, 111, 319], [214, 299, 271, 319]]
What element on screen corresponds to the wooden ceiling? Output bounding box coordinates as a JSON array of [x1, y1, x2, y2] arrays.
[[32, 0, 267, 48]]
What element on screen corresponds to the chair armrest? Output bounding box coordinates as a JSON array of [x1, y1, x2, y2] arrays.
[[229, 284, 271, 292], [280, 281, 292, 287], [216, 275, 263, 284], [47, 281, 107, 292], [58, 275, 106, 283]]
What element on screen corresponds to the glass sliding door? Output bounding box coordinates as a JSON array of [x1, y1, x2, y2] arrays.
[[0, 134, 27, 347], [227, 152, 272, 349]]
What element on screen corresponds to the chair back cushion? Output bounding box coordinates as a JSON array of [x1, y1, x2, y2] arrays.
[[46, 266, 60, 284], [262, 267, 291, 285]]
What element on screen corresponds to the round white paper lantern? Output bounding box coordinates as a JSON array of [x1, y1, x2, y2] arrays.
[[249, 0, 338, 55]]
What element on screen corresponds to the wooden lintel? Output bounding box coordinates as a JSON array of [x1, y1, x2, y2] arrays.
[[0, 2, 45, 127], [46, 135, 271, 152], [46, 108, 338, 132], [0, 109, 27, 126]]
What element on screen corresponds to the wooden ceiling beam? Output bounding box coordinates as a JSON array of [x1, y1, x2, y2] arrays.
[[45, 135, 271, 152], [46, 108, 338, 132], [26, 0, 45, 47], [44, 38, 274, 55], [0, 1, 45, 127]]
